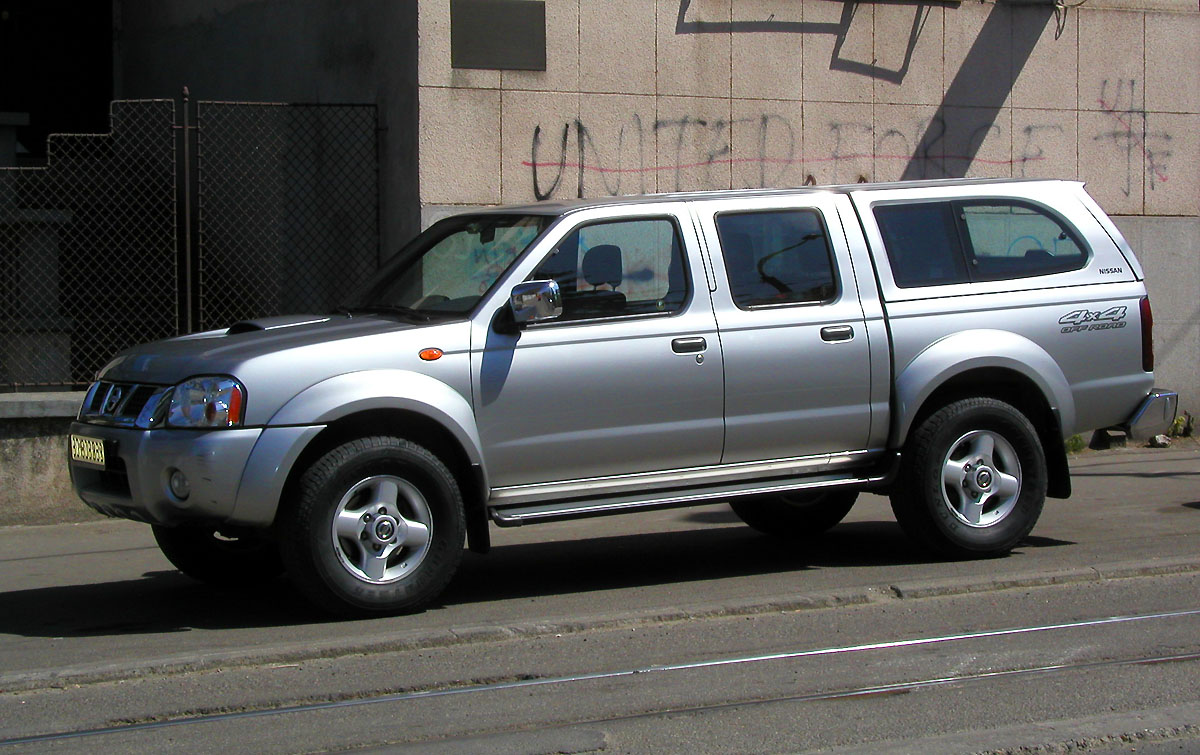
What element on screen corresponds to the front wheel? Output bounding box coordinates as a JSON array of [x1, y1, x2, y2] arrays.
[[890, 397, 1047, 558], [279, 436, 466, 616]]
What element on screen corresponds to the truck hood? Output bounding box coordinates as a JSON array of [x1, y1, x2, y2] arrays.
[[97, 313, 471, 425]]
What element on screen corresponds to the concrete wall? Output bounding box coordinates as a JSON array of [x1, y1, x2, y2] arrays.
[[0, 394, 100, 526], [417, 0, 1199, 409], [114, 0, 421, 253]]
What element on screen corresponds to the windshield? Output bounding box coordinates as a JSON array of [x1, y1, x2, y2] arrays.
[[342, 213, 555, 317]]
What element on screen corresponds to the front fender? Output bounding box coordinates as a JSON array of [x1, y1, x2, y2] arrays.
[[228, 370, 485, 526], [893, 330, 1075, 446], [269, 369, 484, 465]]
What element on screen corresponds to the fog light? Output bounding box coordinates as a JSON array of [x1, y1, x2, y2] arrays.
[[169, 469, 190, 500]]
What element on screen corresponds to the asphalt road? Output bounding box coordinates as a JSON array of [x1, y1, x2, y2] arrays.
[[1, 444, 1198, 752]]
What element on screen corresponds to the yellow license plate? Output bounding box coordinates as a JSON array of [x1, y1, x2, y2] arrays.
[[70, 435, 106, 468]]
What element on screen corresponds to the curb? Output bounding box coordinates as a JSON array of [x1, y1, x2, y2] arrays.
[[5, 555, 1200, 694]]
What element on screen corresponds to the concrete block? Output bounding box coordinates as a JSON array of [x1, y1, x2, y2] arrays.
[[730, 99, 804, 189], [1089, 428, 1127, 450], [802, 1, 873, 104], [873, 104, 943, 182], [577, 94, 658, 198], [653, 96, 733, 193], [1139, 217, 1200, 324], [1149, 320, 1199, 415], [1138, 217, 1200, 413], [1145, 12, 1200, 114], [657, 0, 732, 99], [579, 0, 656, 95], [0, 393, 85, 419], [802, 101, 872, 186], [941, 106, 1013, 179], [1079, 110, 1143, 215], [418, 87, 501, 206], [0, 417, 103, 527], [502, 0, 579, 93], [417, 1, 500, 89], [731, 0, 802, 101], [943, 2, 1011, 109], [1010, 4, 1078, 111], [1078, 9, 1144, 112], [873, 4, 943, 107], [1143, 113, 1199, 217], [1011, 108, 1078, 180], [502, 90, 581, 204]]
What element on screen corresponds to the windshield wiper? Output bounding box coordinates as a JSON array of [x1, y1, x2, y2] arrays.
[[334, 304, 431, 322]]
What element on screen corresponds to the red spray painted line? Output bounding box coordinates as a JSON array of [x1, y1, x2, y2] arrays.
[[522, 153, 1043, 175]]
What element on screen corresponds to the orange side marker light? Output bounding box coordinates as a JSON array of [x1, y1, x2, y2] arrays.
[[419, 348, 444, 361]]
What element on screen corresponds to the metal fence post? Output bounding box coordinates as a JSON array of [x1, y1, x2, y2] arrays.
[[180, 87, 194, 334]]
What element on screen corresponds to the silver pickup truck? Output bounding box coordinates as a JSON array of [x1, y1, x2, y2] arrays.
[[69, 178, 1177, 615]]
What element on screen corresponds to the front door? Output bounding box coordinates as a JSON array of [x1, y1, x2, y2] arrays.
[[472, 205, 725, 489]]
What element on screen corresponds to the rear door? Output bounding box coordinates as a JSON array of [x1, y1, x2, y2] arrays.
[[694, 194, 875, 464]]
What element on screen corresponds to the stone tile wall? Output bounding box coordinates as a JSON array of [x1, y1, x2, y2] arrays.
[[417, 1, 1198, 218]]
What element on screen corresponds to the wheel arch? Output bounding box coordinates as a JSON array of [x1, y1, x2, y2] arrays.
[[235, 370, 492, 552], [278, 408, 492, 553], [894, 333, 1074, 499]]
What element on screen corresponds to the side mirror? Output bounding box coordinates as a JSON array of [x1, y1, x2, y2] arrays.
[[510, 279, 563, 326]]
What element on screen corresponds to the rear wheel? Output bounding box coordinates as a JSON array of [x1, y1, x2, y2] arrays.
[[891, 397, 1047, 558], [729, 490, 858, 538], [152, 524, 282, 586], [279, 436, 465, 616]]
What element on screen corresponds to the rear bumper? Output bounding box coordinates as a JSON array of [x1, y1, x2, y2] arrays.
[[1122, 389, 1178, 440]]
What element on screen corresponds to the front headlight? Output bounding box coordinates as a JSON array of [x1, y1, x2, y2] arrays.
[[167, 376, 246, 428]]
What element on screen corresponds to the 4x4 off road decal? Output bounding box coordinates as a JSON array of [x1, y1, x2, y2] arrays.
[[1059, 306, 1128, 333]]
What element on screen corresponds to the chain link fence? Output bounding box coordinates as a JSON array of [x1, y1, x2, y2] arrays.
[[0, 98, 380, 391], [196, 102, 380, 331], [0, 100, 178, 390]]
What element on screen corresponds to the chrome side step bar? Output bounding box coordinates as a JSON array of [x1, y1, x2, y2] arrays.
[[488, 461, 897, 527]]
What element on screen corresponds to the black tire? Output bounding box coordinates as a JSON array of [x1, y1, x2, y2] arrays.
[[278, 436, 465, 616], [729, 490, 859, 538], [890, 397, 1047, 558], [152, 524, 283, 586]]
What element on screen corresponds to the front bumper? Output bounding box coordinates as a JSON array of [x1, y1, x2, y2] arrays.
[[69, 421, 261, 525], [1121, 389, 1179, 440]]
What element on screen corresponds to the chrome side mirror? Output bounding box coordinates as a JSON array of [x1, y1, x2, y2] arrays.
[[510, 279, 563, 325]]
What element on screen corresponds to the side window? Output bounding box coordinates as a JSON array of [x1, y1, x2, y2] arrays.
[[714, 209, 838, 308], [959, 203, 1087, 280], [530, 217, 688, 322], [873, 203, 968, 288]]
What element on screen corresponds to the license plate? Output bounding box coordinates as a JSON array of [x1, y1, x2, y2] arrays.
[[70, 435, 106, 468]]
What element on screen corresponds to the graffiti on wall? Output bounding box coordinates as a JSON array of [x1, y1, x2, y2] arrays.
[[1096, 79, 1171, 197], [524, 113, 1054, 201], [523, 81, 1175, 202]]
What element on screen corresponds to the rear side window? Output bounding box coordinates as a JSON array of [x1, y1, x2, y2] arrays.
[[873, 200, 1089, 288], [960, 203, 1086, 280], [715, 209, 838, 308], [873, 203, 968, 288]]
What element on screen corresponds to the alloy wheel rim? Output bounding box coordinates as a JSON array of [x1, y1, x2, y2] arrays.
[[940, 430, 1022, 528], [330, 475, 433, 583]]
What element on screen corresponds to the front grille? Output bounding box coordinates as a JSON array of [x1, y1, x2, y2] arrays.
[[79, 381, 169, 428]]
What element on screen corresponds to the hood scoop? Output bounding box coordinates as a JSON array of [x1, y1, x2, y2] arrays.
[[226, 314, 332, 335]]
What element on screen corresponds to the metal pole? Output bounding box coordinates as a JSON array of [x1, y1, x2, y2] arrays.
[[181, 86, 193, 333]]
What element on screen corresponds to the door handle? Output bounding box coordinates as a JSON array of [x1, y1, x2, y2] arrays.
[[671, 336, 707, 354], [820, 325, 854, 342]]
